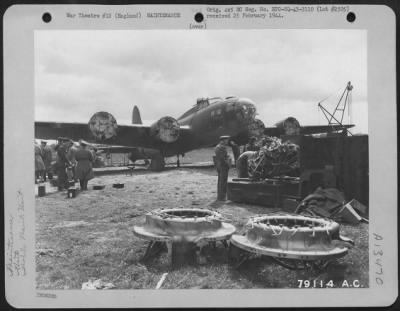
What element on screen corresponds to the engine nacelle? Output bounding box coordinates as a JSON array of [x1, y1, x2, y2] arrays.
[[150, 116, 180, 143], [275, 117, 301, 135], [248, 118, 265, 138], [88, 112, 118, 141]]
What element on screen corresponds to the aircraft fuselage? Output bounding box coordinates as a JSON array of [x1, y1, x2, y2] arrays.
[[158, 97, 257, 157]]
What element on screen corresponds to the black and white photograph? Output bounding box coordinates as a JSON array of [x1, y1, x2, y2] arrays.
[[3, 4, 397, 308], [33, 28, 369, 290]]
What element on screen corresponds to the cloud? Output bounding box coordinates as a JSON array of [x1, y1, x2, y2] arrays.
[[35, 29, 367, 133]]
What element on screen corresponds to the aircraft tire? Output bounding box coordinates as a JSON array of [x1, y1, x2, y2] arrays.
[[150, 155, 165, 171]]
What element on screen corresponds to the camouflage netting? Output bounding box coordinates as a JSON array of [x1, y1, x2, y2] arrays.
[[248, 136, 300, 179]]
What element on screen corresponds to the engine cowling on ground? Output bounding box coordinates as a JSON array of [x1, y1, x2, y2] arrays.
[[88, 112, 118, 141], [150, 116, 180, 143]]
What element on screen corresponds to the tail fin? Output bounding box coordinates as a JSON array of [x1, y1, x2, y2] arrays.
[[132, 105, 142, 124]]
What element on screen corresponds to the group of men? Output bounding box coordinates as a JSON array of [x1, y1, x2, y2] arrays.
[[34, 141, 53, 183], [35, 137, 95, 191], [214, 135, 261, 202]]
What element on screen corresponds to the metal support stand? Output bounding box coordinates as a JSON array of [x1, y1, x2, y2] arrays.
[[271, 257, 332, 271], [221, 240, 229, 248], [140, 239, 231, 268], [232, 252, 260, 269], [127, 165, 135, 176], [140, 241, 167, 262]]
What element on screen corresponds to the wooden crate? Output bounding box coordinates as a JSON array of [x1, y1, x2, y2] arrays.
[[299, 135, 369, 208], [227, 179, 301, 208]]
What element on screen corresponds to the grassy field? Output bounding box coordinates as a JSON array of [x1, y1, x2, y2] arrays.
[[36, 162, 369, 290]]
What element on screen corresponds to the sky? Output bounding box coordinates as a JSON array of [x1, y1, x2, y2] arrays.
[[35, 29, 367, 133]]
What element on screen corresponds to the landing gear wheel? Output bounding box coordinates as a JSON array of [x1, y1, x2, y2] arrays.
[[150, 155, 165, 171]]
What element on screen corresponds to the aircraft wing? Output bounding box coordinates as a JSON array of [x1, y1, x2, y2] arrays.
[[264, 124, 354, 136], [94, 145, 139, 153], [35, 121, 193, 149], [299, 124, 354, 135], [263, 127, 282, 137]]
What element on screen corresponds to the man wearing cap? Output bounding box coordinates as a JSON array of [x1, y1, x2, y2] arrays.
[[214, 136, 231, 201], [55, 137, 71, 191], [40, 141, 53, 181], [66, 139, 78, 182], [34, 141, 45, 183], [75, 140, 94, 190]]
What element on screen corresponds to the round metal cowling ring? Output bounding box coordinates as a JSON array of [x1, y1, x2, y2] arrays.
[[133, 207, 236, 243], [230, 214, 353, 267]]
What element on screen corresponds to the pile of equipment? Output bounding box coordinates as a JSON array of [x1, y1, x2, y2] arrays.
[[248, 136, 300, 179]]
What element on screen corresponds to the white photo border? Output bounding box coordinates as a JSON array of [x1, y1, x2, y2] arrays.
[[3, 4, 397, 308]]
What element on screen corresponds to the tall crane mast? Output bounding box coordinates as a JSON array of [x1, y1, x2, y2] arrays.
[[318, 81, 353, 135]]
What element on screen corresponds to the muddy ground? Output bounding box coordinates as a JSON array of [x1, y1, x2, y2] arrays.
[[36, 149, 369, 290]]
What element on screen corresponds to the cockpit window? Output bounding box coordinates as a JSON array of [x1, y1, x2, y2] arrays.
[[208, 97, 223, 105], [178, 97, 225, 120], [196, 98, 210, 109]]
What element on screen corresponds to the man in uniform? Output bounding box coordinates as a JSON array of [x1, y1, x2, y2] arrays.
[[66, 139, 78, 182], [75, 140, 95, 190], [214, 135, 231, 201], [40, 141, 53, 181], [34, 141, 45, 183], [55, 137, 71, 191]]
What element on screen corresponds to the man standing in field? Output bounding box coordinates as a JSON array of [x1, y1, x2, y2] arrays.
[[66, 139, 78, 182], [214, 136, 231, 201], [34, 141, 45, 183], [75, 140, 94, 191], [40, 141, 53, 181], [55, 137, 71, 191]]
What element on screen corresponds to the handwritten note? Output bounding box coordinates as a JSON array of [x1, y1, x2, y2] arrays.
[[373, 233, 384, 285], [6, 189, 27, 277]]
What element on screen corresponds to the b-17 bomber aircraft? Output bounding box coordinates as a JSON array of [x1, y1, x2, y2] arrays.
[[35, 97, 263, 170], [35, 96, 354, 171]]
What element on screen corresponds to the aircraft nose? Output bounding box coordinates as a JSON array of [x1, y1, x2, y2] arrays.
[[227, 99, 257, 123], [238, 102, 256, 121]]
